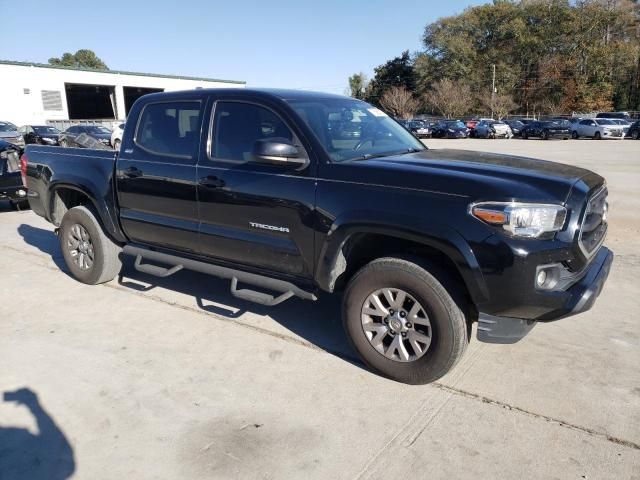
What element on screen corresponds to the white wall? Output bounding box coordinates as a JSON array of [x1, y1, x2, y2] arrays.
[[0, 63, 244, 126]]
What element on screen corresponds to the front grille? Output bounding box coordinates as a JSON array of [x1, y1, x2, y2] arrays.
[[579, 186, 608, 257]]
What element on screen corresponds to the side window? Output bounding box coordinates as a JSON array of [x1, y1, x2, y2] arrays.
[[579, 120, 590, 126], [211, 102, 294, 163], [135, 101, 202, 159]]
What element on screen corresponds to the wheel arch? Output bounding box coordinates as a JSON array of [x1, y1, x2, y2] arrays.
[[315, 223, 489, 306]]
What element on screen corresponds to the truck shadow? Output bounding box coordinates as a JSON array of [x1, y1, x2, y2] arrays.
[[17, 224, 362, 369], [0, 387, 75, 480]]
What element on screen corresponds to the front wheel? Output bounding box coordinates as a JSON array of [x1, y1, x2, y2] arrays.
[[59, 206, 122, 285], [343, 257, 469, 384], [572, 131, 579, 139], [594, 131, 602, 140], [542, 131, 549, 140], [632, 131, 639, 140]]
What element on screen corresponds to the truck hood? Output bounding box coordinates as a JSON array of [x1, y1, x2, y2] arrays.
[[348, 149, 600, 203]]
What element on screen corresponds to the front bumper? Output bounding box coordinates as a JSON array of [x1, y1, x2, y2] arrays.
[[0, 184, 28, 202], [477, 247, 613, 343]]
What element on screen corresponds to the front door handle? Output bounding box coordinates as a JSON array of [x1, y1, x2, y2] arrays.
[[199, 175, 225, 188], [123, 166, 143, 178]]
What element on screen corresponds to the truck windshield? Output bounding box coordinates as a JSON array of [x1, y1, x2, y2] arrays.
[[288, 98, 425, 162]]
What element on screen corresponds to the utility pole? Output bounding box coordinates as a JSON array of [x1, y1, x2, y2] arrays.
[[491, 64, 496, 119]]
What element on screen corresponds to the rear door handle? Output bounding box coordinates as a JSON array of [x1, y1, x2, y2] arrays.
[[123, 166, 143, 178], [199, 175, 225, 188]]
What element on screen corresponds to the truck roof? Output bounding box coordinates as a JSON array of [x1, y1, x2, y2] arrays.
[[139, 88, 350, 103]]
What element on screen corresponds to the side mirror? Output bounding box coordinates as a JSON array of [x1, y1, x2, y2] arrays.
[[252, 138, 308, 169]]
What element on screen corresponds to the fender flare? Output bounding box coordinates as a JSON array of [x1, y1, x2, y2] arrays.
[[48, 180, 125, 243], [315, 213, 489, 305]]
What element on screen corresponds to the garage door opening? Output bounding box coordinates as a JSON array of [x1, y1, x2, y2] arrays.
[[123, 87, 164, 115], [65, 83, 116, 119]]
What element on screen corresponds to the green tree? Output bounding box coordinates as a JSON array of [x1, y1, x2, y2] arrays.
[[365, 51, 417, 105], [48, 49, 108, 70], [347, 72, 369, 99]]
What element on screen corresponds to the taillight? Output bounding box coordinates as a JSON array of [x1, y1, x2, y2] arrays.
[[20, 153, 28, 187]]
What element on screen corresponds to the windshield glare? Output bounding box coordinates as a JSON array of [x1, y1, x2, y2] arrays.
[[0, 122, 18, 132], [86, 126, 111, 134], [34, 126, 61, 135], [288, 98, 425, 162], [445, 121, 466, 129]]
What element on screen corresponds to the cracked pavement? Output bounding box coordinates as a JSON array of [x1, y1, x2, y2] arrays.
[[1, 139, 639, 479]]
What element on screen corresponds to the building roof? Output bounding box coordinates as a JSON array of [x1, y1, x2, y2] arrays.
[[0, 59, 245, 85]]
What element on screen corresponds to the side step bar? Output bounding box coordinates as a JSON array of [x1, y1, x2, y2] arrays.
[[122, 245, 317, 306]]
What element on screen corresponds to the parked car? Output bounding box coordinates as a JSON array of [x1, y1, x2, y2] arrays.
[[0, 121, 25, 148], [521, 121, 571, 140], [627, 120, 640, 140], [431, 120, 469, 138], [23, 89, 612, 385], [473, 120, 513, 139], [602, 119, 631, 137], [59, 125, 112, 148], [572, 119, 624, 140], [406, 120, 431, 138], [0, 139, 27, 209], [504, 120, 525, 137], [111, 123, 125, 150], [596, 112, 630, 120], [19, 125, 61, 146]]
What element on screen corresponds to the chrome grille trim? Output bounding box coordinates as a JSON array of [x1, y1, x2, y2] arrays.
[[578, 185, 608, 259]]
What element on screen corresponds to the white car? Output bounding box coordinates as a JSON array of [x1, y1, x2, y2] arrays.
[[572, 119, 624, 140], [111, 123, 125, 150], [603, 119, 631, 137], [474, 120, 513, 139]]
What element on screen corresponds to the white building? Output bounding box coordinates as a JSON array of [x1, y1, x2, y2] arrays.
[[0, 60, 245, 127]]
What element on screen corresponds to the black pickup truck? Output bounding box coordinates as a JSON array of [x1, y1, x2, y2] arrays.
[[23, 89, 612, 384]]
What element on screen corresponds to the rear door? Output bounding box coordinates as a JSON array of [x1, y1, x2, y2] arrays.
[[116, 97, 203, 253], [195, 96, 316, 278]]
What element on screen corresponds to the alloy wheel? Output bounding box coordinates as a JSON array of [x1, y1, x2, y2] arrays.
[[361, 288, 432, 362], [67, 223, 94, 270]]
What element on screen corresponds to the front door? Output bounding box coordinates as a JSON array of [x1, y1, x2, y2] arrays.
[[116, 98, 203, 253], [196, 99, 316, 278]]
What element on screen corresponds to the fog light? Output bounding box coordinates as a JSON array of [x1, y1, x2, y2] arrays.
[[17, 189, 26, 197], [536, 270, 547, 287]]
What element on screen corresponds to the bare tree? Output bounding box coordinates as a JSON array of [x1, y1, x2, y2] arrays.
[[478, 92, 519, 119], [379, 87, 421, 119], [424, 79, 472, 118]]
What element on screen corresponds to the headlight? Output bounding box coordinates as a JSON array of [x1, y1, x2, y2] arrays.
[[448, 128, 455, 132], [41, 137, 55, 144], [470, 202, 567, 238]]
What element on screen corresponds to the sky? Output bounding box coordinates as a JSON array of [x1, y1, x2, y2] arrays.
[[1, 0, 487, 94]]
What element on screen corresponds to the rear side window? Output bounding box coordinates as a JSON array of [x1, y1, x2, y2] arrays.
[[210, 102, 294, 163], [135, 101, 202, 159]]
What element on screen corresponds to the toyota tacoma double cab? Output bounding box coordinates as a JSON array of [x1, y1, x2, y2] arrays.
[[22, 89, 612, 384]]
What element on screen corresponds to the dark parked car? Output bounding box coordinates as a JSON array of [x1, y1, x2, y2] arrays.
[[431, 120, 469, 138], [504, 120, 525, 137], [0, 139, 28, 209], [59, 125, 112, 148], [19, 125, 61, 146], [627, 121, 640, 140], [23, 89, 612, 385], [406, 120, 431, 138], [596, 112, 630, 120], [521, 121, 570, 140]]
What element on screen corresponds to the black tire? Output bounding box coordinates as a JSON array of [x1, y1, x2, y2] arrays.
[[542, 130, 549, 140], [632, 131, 639, 140], [59, 206, 122, 285], [572, 131, 579, 139], [10, 200, 30, 210], [594, 131, 601, 140], [522, 131, 528, 139], [342, 257, 469, 385]]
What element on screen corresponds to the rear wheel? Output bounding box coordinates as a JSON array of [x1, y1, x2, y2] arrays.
[[343, 257, 468, 384], [59, 206, 122, 285], [522, 131, 528, 139]]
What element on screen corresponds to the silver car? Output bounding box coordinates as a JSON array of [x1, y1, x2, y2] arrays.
[[474, 120, 513, 139], [572, 119, 625, 140], [0, 121, 25, 148]]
